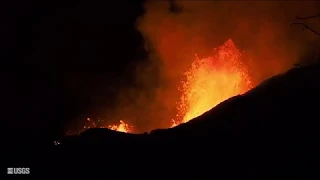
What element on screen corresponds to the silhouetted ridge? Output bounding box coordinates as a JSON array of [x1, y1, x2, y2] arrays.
[[33, 63, 320, 177]]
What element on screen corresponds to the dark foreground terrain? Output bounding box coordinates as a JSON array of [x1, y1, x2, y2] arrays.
[[7, 64, 320, 178]]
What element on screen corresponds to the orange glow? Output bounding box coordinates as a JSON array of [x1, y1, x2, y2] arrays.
[[107, 120, 132, 133], [81, 118, 132, 133], [172, 39, 253, 126], [74, 39, 253, 134]]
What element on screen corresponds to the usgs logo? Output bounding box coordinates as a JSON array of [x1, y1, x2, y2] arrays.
[[7, 168, 30, 175]]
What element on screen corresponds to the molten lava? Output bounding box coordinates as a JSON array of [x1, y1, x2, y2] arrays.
[[75, 39, 253, 133], [172, 39, 252, 125], [107, 120, 132, 133], [82, 118, 132, 133]]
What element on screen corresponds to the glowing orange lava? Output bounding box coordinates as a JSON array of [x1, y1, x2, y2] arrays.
[[82, 118, 132, 133], [75, 39, 253, 133], [107, 120, 132, 133], [172, 39, 253, 125]]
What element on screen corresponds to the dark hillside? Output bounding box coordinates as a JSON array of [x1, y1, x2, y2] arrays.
[[8, 64, 320, 178]]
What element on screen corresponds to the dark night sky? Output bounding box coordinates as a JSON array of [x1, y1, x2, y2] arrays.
[[3, 0, 146, 140], [4, 0, 320, 142]]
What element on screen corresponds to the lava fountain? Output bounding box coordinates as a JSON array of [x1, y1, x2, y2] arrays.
[[75, 39, 253, 133], [172, 39, 253, 125]]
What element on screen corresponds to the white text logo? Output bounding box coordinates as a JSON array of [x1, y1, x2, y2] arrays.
[[7, 168, 30, 175]]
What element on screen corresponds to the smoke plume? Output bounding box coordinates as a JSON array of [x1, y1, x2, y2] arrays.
[[114, 1, 320, 132]]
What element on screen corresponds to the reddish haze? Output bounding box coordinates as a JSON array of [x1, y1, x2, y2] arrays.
[[70, 39, 253, 134], [69, 1, 320, 134], [124, 1, 320, 132]]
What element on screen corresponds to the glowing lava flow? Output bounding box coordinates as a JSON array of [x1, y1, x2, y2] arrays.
[[107, 120, 132, 133], [75, 39, 253, 133], [84, 118, 132, 133], [172, 39, 253, 125]]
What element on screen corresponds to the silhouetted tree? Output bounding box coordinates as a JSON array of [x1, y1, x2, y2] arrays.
[[291, 15, 320, 36], [292, 15, 320, 67]]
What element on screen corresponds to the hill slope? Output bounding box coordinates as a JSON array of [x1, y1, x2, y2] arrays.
[[12, 64, 320, 177]]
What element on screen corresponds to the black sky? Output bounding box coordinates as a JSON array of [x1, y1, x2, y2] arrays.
[[3, 0, 146, 140], [4, 0, 320, 142]]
